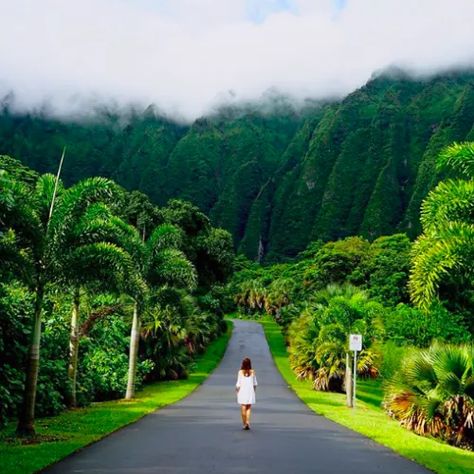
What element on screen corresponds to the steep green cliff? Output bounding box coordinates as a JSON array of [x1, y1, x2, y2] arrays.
[[1, 70, 473, 260]]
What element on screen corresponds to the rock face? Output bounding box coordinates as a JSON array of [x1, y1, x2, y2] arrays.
[[1, 70, 473, 260]]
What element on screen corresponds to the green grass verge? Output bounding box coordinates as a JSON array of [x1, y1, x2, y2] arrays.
[[260, 318, 474, 474], [0, 322, 232, 474]]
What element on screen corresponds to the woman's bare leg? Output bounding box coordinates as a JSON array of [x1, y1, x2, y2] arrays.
[[245, 405, 252, 426], [240, 405, 246, 425]]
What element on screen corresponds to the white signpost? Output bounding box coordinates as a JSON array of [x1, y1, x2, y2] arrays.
[[349, 334, 362, 408]]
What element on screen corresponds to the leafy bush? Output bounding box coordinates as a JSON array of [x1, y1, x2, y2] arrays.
[[385, 344, 474, 449], [351, 234, 412, 306], [276, 303, 301, 328], [197, 284, 234, 316], [303, 237, 370, 290], [0, 283, 32, 426], [35, 359, 69, 416], [378, 341, 415, 380], [80, 314, 154, 401], [384, 303, 471, 347]]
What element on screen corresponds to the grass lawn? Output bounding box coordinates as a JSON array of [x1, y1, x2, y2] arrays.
[[260, 318, 474, 474], [0, 322, 232, 474]]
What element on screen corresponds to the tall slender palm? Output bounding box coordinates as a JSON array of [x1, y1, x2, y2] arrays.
[[125, 223, 197, 399], [409, 142, 474, 310], [1, 169, 121, 435], [59, 203, 145, 407]]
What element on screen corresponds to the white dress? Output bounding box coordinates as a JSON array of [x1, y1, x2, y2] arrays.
[[236, 370, 258, 405]]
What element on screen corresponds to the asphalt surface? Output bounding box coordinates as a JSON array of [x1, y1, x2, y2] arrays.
[[45, 320, 430, 473]]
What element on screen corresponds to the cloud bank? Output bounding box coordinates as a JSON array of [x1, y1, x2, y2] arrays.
[[0, 0, 473, 120]]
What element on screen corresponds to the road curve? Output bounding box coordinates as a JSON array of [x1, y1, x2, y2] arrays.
[[45, 320, 430, 474]]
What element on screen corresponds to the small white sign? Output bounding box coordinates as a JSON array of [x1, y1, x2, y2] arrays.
[[349, 334, 362, 352]]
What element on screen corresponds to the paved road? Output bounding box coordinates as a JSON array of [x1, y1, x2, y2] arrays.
[[46, 320, 430, 473]]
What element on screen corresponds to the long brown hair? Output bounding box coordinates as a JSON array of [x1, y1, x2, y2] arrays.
[[241, 357, 252, 377]]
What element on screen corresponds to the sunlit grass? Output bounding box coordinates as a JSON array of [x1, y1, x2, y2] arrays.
[[260, 317, 474, 474], [0, 322, 232, 474]]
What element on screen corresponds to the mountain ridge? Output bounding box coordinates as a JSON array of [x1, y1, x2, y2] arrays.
[[1, 69, 473, 260]]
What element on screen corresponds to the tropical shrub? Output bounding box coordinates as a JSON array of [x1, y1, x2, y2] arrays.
[[275, 303, 301, 328], [141, 287, 224, 380], [352, 233, 412, 306], [288, 309, 320, 380], [384, 303, 471, 347], [288, 286, 383, 392], [302, 237, 370, 290], [80, 314, 154, 401], [0, 283, 32, 426], [385, 344, 474, 449], [234, 278, 267, 314]]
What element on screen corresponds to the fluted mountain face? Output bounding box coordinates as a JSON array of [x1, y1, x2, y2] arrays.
[[1, 71, 473, 260]]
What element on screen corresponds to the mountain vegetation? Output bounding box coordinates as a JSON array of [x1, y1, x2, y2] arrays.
[[1, 69, 473, 260]]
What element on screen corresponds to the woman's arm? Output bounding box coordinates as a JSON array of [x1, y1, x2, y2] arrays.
[[236, 371, 241, 392]]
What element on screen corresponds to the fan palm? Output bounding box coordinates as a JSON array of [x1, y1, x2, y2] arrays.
[[264, 278, 296, 315], [234, 279, 266, 313], [409, 142, 474, 311], [384, 344, 474, 448]]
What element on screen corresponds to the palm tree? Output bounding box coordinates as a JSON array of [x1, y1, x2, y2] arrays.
[[1, 169, 122, 435], [59, 203, 145, 407], [264, 278, 296, 315], [234, 279, 266, 314], [384, 344, 474, 448], [409, 142, 474, 311], [124, 223, 197, 399], [288, 286, 382, 392]]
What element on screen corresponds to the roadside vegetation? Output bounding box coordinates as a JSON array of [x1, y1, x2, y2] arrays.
[[230, 143, 474, 452], [0, 155, 235, 438], [1, 140, 473, 471], [0, 323, 231, 474], [261, 317, 474, 474]]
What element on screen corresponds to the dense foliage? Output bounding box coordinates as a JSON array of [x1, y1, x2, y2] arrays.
[[0, 156, 234, 433], [230, 143, 473, 448], [384, 345, 474, 449], [409, 142, 474, 319], [1, 70, 473, 260]]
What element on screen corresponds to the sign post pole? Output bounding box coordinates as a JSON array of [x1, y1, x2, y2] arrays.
[[349, 334, 362, 409], [345, 352, 352, 407], [353, 349, 357, 408]]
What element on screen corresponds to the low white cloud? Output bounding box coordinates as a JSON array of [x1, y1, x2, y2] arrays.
[[0, 0, 473, 120]]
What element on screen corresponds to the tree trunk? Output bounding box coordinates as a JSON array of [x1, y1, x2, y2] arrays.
[[16, 284, 44, 436], [125, 302, 141, 400], [67, 287, 81, 408]]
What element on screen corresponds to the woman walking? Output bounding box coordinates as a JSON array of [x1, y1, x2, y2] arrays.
[[236, 357, 258, 430]]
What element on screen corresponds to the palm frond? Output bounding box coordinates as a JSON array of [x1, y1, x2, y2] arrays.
[[147, 248, 197, 290], [437, 142, 474, 178], [420, 179, 474, 231], [409, 223, 474, 310]]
